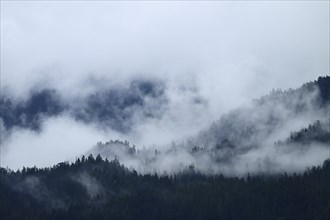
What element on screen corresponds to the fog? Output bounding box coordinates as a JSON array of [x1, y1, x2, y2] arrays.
[[85, 84, 330, 176], [0, 1, 329, 172], [1, 116, 117, 169]]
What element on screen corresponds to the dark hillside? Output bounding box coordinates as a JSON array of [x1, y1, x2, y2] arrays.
[[1, 157, 329, 220]]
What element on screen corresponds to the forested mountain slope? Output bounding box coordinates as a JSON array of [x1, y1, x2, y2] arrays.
[[1, 157, 329, 220], [1, 76, 329, 219], [88, 76, 330, 175]]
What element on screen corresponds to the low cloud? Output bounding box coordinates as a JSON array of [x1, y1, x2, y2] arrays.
[[86, 80, 330, 176], [1, 116, 116, 169], [0, 1, 329, 173]]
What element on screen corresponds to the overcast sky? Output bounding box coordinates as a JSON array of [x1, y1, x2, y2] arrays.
[[1, 1, 329, 169], [2, 1, 329, 98]]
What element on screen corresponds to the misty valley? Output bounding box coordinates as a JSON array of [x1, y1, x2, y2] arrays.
[[1, 76, 329, 220]]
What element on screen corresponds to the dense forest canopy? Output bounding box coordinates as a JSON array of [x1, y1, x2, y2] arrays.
[[1, 157, 329, 220]]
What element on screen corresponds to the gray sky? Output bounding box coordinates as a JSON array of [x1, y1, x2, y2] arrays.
[[1, 1, 329, 169], [1, 1, 328, 98]]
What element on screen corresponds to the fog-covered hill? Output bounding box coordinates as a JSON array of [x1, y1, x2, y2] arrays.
[[0, 79, 166, 133], [87, 76, 330, 175], [1, 76, 329, 174]]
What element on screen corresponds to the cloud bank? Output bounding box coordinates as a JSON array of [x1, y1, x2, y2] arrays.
[[0, 1, 329, 171], [86, 79, 329, 176]]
